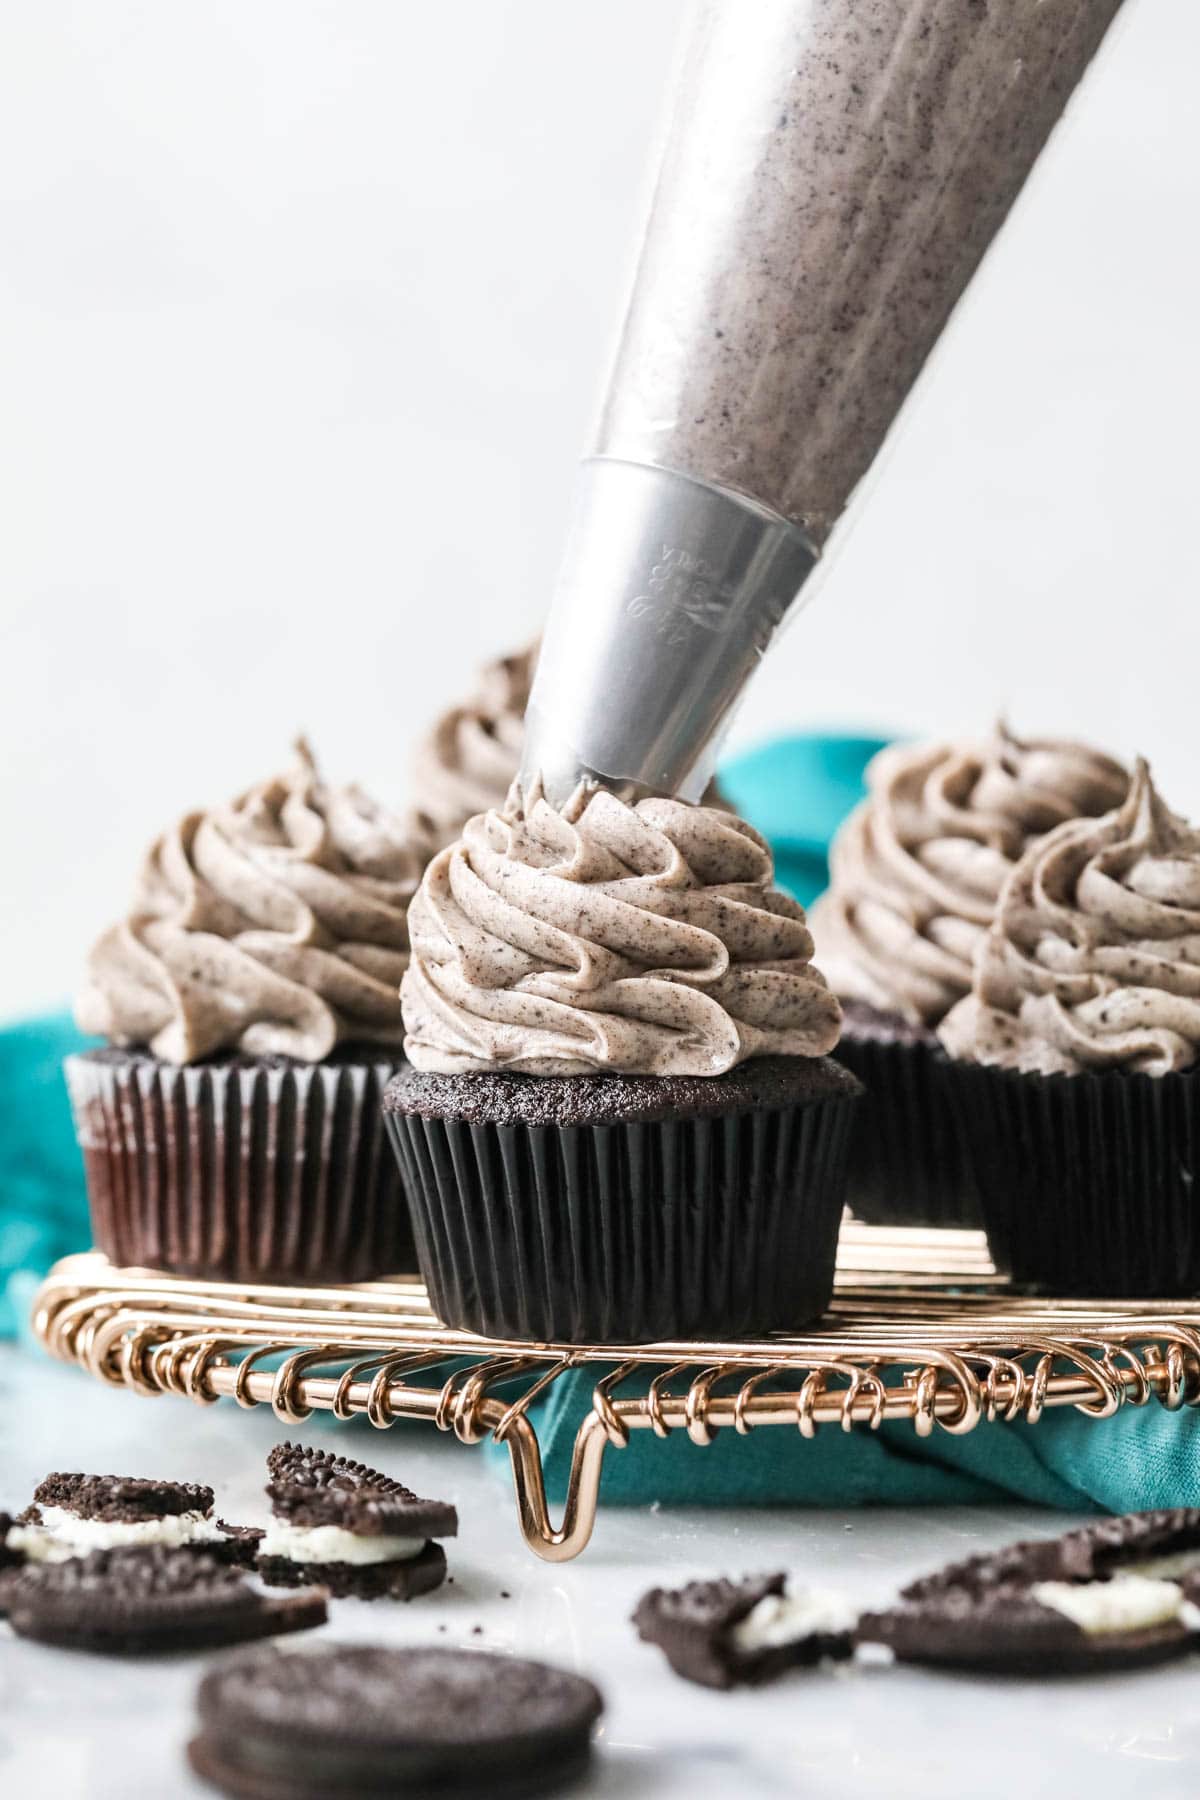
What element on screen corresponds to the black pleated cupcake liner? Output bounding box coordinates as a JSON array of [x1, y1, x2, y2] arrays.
[[939, 1057, 1200, 1295], [64, 1050, 412, 1284], [384, 1092, 859, 1345], [833, 1033, 980, 1230]]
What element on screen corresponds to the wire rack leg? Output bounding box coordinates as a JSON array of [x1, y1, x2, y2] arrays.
[[498, 1409, 611, 1562]]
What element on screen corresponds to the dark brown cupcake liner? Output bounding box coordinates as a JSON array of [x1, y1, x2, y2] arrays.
[[383, 1090, 859, 1344], [833, 1032, 981, 1230], [939, 1056, 1200, 1295], [65, 1049, 413, 1284]]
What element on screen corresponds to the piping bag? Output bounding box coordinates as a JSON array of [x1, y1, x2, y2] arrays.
[[521, 0, 1126, 807]]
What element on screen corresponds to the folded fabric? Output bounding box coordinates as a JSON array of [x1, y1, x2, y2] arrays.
[[487, 1366, 1200, 1514], [0, 1012, 94, 1339], [718, 733, 887, 906]]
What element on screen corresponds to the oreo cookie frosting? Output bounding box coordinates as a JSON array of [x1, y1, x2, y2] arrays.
[[7, 1471, 256, 1565], [75, 738, 421, 1064], [256, 1443, 457, 1600], [940, 760, 1200, 1075], [401, 783, 841, 1075], [810, 725, 1127, 1028]]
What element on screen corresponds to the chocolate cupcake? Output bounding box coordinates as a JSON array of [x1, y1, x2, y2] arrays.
[[67, 741, 421, 1284], [939, 761, 1200, 1294], [384, 786, 860, 1343], [809, 725, 1127, 1227]]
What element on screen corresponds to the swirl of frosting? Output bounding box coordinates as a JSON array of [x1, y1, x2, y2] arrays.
[[77, 743, 422, 1064], [808, 724, 1128, 1026], [401, 787, 841, 1076], [408, 643, 536, 853], [939, 762, 1200, 1077]]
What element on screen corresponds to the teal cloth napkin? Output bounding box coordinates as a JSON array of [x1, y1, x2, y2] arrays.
[[6, 732, 1197, 1514], [493, 1366, 1200, 1514], [0, 1012, 95, 1342]]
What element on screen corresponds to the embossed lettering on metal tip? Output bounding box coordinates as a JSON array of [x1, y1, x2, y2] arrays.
[[520, 457, 819, 807]]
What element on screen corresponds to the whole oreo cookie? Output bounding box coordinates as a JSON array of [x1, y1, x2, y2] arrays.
[[188, 1643, 604, 1800], [3, 1544, 326, 1655], [859, 1509, 1200, 1675], [634, 1572, 856, 1689], [257, 1444, 456, 1601]]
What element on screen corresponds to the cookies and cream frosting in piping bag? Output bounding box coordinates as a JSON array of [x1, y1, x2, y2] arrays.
[[520, 1, 1126, 807], [401, 786, 841, 1077], [809, 726, 1128, 1029], [940, 761, 1200, 1078], [77, 741, 421, 1064]]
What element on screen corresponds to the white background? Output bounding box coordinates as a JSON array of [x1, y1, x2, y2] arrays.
[[1, 0, 1197, 1017]]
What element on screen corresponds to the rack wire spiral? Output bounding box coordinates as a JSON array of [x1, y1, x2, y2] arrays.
[[32, 1225, 1200, 1561]]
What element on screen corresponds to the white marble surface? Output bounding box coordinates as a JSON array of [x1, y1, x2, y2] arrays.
[[2, 1341, 1199, 1799]]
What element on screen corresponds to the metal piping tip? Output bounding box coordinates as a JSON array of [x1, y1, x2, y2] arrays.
[[520, 457, 818, 808]]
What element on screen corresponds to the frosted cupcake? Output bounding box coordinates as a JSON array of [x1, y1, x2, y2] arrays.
[[68, 742, 421, 1284], [809, 725, 1127, 1226], [383, 784, 860, 1343], [940, 761, 1200, 1294]]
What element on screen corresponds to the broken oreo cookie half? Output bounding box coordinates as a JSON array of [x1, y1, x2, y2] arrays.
[[858, 1508, 1200, 1675], [633, 1571, 856, 1689], [255, 1443, 457, 1601], [2, 1544, 326, 1656], [6, 1471, 260, 1567]]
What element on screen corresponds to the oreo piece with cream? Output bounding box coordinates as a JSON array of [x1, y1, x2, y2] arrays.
[[858, 1509, 1200, 1675], [7, 1472, 260, 1567], [256, 1443, 457, 1601], [633, 1572, 856, 1689]]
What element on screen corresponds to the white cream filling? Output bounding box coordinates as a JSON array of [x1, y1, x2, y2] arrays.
[[731, 1589, 858, 1653], [1032, 1574, 1200, 1636], [1124, 1546, 1200, 1582], [7, 1504, 225, 1563], [259, 1520, 426, 1567]]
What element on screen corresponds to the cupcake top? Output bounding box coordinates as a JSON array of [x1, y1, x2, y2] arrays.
[[940, 761, 1200, 1077], [408, 642, 536, 853], [77, 742, 422, 1064], [809, 724, 1128, 1027], [401, 785, 841, 1076]]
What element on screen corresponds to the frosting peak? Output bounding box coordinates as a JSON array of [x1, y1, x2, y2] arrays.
[[77, 743, 422, 1064], [940, 761, 1200, 1076], [408, 643, 536, 854], [401, 788, 841, 1077], [809, 725, 1129, 1027]]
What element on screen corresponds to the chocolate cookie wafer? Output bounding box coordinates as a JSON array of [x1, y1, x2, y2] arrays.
[[188, 1643, 604, 1800], [859, 1509, 1200, 1675], [3, 1544, 326, 1655], [7, 1471, 259, 1565], [634, 1572, 856, 1689], [256, 1443, 456, 1600]]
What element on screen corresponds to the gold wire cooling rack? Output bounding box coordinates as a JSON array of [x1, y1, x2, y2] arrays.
[[31, 1226, 1200, 1562]]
